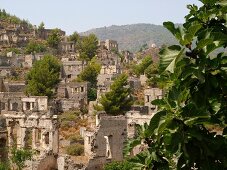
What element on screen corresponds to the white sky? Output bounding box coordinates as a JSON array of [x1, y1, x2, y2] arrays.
[[0, 0, 202, 34]]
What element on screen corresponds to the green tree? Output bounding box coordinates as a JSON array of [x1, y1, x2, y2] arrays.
[[77, 60, 101, 87], [38, 21, 45, 30], [1, 9, 7, 17], [99, 74, 133, 115], [133, 55, 153, 76], [26, 55, 61, 98], [87, 88, 97, 101], [25, 40, 46, 54], [77, 34, 98, 61], [69, 32, 79, 43], [144, 64, 158, 87], [76, 57, 101, 101], [47, 28, 61, 49], [77, 64, 98, 84], [11, 148, 32, 170], [125, 0, 227, 169]]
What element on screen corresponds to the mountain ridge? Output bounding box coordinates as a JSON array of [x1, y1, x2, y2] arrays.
[[80, 23, 178, 52]]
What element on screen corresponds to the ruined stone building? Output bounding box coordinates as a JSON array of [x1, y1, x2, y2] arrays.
[[0, 28, 29, 47], [3, 103, 58, 153], [61, 59, 87, 82], [83, 85, 162, 167], [83, 113, 127, 170], [97, 72, 118, 86], [144, 87, 163, 114], [104, 39, 118, 52], [98, 39, 118, 52], [0, 19, 34, 49], [8, 54, 24, 68], [126, 111, 151, 138], [0, 55, 10, 66], [3, 80, 26, 93], [0, 78, 59, 169], [0, 93, 59, 156], [100, 65, 121, 75], [121, 50, 134, 64], [125, 87, 163, 139], [56, 81, 88, 112], [60, 41, 76, 54], [0, 66, 11, 77], [23, 53, 44, 68], [97, 41, 121, 66], [96, 81, 112, 100], [36, 28, 65, 40], [140, 74, 148, 86], [128, 77, 141, 90], [96, 64, 122, 99]]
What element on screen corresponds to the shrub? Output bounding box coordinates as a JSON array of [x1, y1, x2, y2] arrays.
[[59, 111, 79, 121], [60, 121, 71, 130], [0, 162, 10, 170], [25, 41, 46, 54], [104, 161, 134, 170], [66, 144, 84, 156], [68, 134, 83, 143], [11, 148, 32, 170]]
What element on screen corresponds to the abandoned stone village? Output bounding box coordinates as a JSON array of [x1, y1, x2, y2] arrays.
[[0, 15, 162, 170]]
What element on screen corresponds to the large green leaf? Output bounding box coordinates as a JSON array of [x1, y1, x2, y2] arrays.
[[159, 45, 184, 73], [217, 0, 227, 6], [181, 23, 202, 45], [163, 22, 179, 37], [146, 111, 167, 137], [196, 38, 213, 49], [123, 138, 141, 157], [199, 0, 217, 5], [184, 116, 210, 126]]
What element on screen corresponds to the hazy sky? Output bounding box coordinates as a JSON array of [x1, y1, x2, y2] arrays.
[[0, 0, 201, 34]]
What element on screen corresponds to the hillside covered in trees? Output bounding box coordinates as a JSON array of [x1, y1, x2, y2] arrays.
[[81, 23, 178, 52]]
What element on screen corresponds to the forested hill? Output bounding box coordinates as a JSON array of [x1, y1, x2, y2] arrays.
[[80, 23, 178, 52]]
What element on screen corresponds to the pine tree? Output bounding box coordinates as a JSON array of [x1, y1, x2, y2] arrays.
[[26, 55, 60, 98], [100, 74, 133, 115]]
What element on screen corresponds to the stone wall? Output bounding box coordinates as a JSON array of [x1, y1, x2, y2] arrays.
[[105, 40, 118, 52], [126, 111, 152, 139], [100, 65, 121, 75], [144, 87, 163, 114], [84, 113, 127, 170], [57, 82, 88, 112], [60, 41, 76, 53], [61, 60, 86, 82], [0, 115, 7, 163]]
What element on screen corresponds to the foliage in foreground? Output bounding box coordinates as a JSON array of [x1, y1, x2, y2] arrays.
[[26, 55, 61, 98], [125, 0, 227, 169]]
